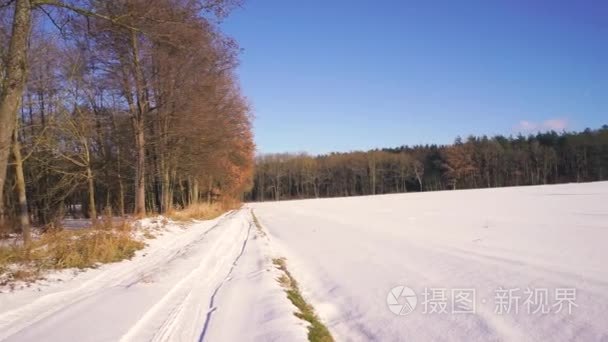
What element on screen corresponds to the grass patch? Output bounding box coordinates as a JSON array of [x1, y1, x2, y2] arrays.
[[273, 257, 334, 342], [167, 202, 239, 221], [142, 231, 156, 239], [35, 229, 144, 269], [0, 221, 15, 238], [0, 221, 144, 286], [250, 210, 266, 237]]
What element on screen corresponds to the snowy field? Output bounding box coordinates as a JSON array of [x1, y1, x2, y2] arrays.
[[1, 182, 607, 341], [251, 182, 608, 341]]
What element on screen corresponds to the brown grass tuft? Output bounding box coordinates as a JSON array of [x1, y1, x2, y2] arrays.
[[0, 221, 144, 286], [167, 202, 239, 221], [33, 230, 144, 269]]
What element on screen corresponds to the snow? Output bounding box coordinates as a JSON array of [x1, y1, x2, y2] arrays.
[[250, 182, 608, 341], [2, 182, 607, 341], [0, 210, 306, 341]]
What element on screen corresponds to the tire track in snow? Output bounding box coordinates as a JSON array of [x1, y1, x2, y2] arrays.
[[122, 210, 239, 289], [198, 219, 253, 342], [118, 210, 251, 342], [0, 211, 237, 341]]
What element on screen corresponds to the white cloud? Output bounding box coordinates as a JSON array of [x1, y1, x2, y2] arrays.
[[517, 120, 537, 131], [542, 118, 568, 131], [515, 118, 569, 133]]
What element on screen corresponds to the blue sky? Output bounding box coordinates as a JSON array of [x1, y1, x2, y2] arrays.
[[221, 0, 608, 154]]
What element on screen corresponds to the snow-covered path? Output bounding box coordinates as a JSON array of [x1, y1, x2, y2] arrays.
[[252, 182, 608, 341], [0, 210, 306, 342]]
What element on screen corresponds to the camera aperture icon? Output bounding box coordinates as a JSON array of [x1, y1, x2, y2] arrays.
[[387, 285, 417, 315]]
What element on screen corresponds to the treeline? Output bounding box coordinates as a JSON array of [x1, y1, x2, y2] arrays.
[[0, 0, 254, 239], [248, 127, 608, 201]]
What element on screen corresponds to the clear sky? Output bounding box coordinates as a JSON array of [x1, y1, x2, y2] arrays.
[[221, 0, 608, 154]]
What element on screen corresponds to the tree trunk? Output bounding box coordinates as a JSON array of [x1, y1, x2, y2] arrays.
[[274, 176, 280, 201], [207, 177, 213, 204], [131, 31, 147, 217], [105, 190, 112, 218], [134, 126, 146, 216], [192, 178, 199, 204], [86, 166, 97, 224], [0, 0, 32, 227], [371, 169, 376, 195], [118, 175, 125, 217], [416, 175, 422, 191], [12, 127, 30, 245], [112, 114, 125, 217], [161, 166, 170, 212], [258, 173, 264, 201], [0, 193, 4, 228]]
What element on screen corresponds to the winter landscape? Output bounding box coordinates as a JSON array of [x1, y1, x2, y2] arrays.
[[1, 0, 607, 341]]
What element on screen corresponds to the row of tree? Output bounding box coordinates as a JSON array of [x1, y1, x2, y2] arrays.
[[248, 127, 608, 201], [0, 0, 254, 240]]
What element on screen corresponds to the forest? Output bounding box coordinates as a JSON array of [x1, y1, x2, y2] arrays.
[[2, 0, 607, 243], [248, 126, 608, 201], [0, 0, 254, 240]]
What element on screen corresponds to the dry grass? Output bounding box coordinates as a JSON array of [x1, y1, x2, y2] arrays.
[[0, 218, 20, 238], [0, 220, 144, 285], [167, 201, 239, 221], [142, 231, 156, 239], [0, 223, 12, 239], [251, 210, 267, 237], [33, 229, 144, 269]]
